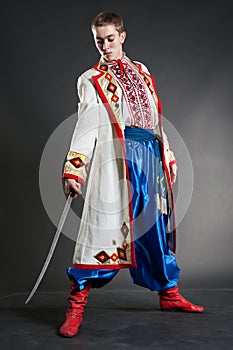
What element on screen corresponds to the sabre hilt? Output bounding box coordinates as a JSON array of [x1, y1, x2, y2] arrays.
[[69, 189, 76, 197]]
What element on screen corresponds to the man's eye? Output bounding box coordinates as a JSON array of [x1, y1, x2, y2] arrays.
[[97, 41, 103, 44], [108, 38, 114, 42]]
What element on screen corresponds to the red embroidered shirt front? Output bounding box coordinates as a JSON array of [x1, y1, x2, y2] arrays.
[[109, 58, 154, 129]]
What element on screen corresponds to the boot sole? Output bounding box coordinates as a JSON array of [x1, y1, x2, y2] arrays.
[[161, 308, 204, 313]]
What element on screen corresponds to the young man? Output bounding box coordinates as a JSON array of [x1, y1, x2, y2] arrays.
[[59, 12, 204, 338]]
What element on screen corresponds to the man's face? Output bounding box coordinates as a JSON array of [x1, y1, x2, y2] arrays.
[[92, 24, 126, 61]]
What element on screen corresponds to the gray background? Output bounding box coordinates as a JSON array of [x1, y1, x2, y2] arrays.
[[1, 0, 233, 294]]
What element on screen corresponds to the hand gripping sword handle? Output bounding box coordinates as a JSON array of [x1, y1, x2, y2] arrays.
[[25, 191, 75, 304]]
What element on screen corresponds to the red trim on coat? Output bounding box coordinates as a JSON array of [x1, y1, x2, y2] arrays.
[[92, 64, 137, 268], [62, 173, 85, 186], [72, 263, 135, 270], [169, 160, 177, 166]]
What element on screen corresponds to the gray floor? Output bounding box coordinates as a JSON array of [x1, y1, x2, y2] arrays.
[[0, 289, 232, 350]]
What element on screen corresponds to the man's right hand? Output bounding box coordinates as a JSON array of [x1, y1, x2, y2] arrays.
[[65, 178, 82, 198]]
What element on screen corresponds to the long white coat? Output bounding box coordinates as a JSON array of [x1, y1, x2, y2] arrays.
[[63, 56, 176, 269]]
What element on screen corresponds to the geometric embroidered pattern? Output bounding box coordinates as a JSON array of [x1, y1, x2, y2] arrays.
[[110, 253, 118, 262], [111, 94, 119, 103], [117, 247, 127, 261], [94, 240, 129, 264], [122, 241, 128, 250], [63, 151, 90, 184], [105, 72, 112, 81], [107, 82, 117, 93], [99, 64, 108, 71], [94, 247, 128, 263], [94, 251, 110, 263], [121, 222, 129, 238], [70, 157, 83, 168], [110, 59, 154, 129]]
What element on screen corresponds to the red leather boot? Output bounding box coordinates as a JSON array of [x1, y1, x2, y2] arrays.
[[158, 286, 204, 313], [59, 281, 90, 337]]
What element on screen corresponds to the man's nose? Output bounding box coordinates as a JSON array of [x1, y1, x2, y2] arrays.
[[103, 40, 109, 51]]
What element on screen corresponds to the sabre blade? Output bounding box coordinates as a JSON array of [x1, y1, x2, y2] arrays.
[[25, 194, 73, 304]]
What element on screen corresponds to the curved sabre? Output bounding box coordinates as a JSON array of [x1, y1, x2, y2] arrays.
[[25, 193, 74, 304]]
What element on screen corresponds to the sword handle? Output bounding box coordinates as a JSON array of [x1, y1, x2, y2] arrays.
[[69, 189, 76, 197]]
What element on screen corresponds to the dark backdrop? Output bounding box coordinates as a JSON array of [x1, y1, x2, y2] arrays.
[[1, 0, 233, 294]]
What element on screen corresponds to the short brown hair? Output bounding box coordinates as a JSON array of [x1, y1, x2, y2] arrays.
[[91, 12, 124, 33]]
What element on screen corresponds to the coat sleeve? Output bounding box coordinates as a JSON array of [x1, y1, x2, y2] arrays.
[[63, 74, 100, 185], [161, 129, 176, 166]]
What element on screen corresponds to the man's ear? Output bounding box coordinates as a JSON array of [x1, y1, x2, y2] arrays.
[[120, 31, 127, 44]]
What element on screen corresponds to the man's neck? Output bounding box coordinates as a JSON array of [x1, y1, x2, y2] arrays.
[[102, 51, 126, 64]]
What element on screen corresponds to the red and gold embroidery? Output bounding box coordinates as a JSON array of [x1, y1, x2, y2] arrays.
[[167, 147, 176, 164], [94, 222, 130, 264], [94, 63, 122, 128], [63, 151, 90, 185], [105, 72, 112, 81], [110, 253, 118, 262], [99, 64, 108, 71], [111, 94, 119, 103], [107, 82, 117, 93], [70, 157, 83, 168], [121, 221, 129, 238], [117, 247, 127, 261], [94, 251, 110, 263]]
